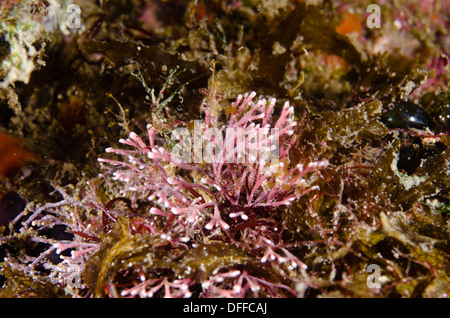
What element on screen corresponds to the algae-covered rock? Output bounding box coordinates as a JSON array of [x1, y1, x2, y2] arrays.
[[1, 0, 449, 298]]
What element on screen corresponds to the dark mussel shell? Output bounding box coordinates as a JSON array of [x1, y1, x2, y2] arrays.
[[436, 104, 450, 131], [397, 138, 447, 175], [382, 101, 430, 130]]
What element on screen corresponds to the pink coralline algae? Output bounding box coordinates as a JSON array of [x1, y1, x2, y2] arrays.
[[2, 92, 328, 298], [99, 91, 328, 238], [95, 91, 328, 297]]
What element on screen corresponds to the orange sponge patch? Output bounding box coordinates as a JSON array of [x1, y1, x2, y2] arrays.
[[336, 12, 363, 36], [0, 134, 39, 178]]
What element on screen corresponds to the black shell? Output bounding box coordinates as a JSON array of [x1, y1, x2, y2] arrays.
[[381, 101, 430, 130], [397, 143, 422, 175], [0, 191, 26, 227], [397, 138, 447, 175], [436, 105, 450, 131]]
